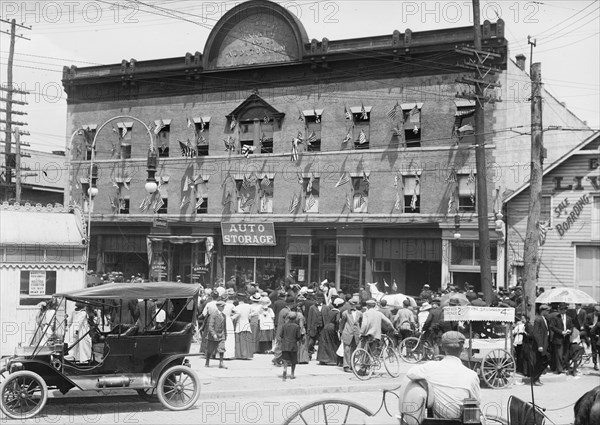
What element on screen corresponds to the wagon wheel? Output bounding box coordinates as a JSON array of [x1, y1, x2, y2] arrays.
[[481, 349, 516, 388], [136, 388, 159, 403], [0, 370, 48, 419], [398, 337, 422, 363], [283, 399, 374, 425], [157, 365, 201, 411], [350, 348, 374, 381], [382, 345, 401, 378]]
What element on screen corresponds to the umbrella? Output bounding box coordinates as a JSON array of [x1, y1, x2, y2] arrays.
[[535, 287, 597, 305], [440, 292, 470, 307]]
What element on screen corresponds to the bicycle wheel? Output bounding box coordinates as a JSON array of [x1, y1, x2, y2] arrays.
[[398, 337, 422, 363], [283, 399, 374, 425], [382, 345, 401, 377], [351, 348, 374, 380], [422, 341, 435, 361]]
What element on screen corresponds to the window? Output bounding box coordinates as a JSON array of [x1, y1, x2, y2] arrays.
[[351, 106, 371, 150], [117, 122, 133, 141], [82, 125, 96, 160], [260, 123, 274, 153], [195, 117, 210, 156], [457, 174, 476, 213], [118, 196, 130, 214], [120, 144, 131, 159], [196, 196, 208, 214], [303, 177, 319, 213], [451, 241, 497, 267], [239, 118, 275, 155], [593, 196, 600, 240], [576, 246, 600, 299], [541, 195, 552, 224], [236, 178, 257, 213], [155, 119, 171, 157], [156, 198, 168, 214], [19, 270, 57, 306], [257, 177, 273, 213], [454, 101, 475, 141], [303, 110, 322, 152], [403, 176, 420, 213], [352, 176, 369, 213], [402, 104, 422, 147]]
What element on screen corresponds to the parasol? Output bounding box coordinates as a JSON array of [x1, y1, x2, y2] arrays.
[[535, 287, 597, 305]]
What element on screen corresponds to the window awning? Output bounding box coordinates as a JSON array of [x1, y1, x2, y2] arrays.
[[154, 119, 172, 126], [193, 117, 211, 124], [400, 102, 424, 110], [349, 106, 373, 114], [302, 109, 324, 116], [82, 124, 97, 131], [117, 122, 134, 128], [0, 210, 85, 247]]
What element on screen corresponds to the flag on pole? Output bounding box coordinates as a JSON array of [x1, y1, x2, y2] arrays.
[[357, 129, 367, 144], [346, 193, 352, 211], [195, 197, 205, 210], [179, 140, 192, 157], [154, 120, 165, 135], [153, 196, 164, 213], [306, 194, 316, 210], [187, 118, 193, 128], [289, 194, 299, 213], [241, 144, 256, 158], [230, 116, 237, 130], [409, 105, 420, 119], [360, 104, 368, 120], [140, 196, 151, 212], [342, 127, 352, 145], [314, 109, 321, 123], [291, 138, 299, 162], [387, 101, 399, 120], [120, 125, 128, 138], [307, 131, 317, 144], [344, 106, 352, 120], [336, 171, 351, 187], [261, 175, 271, 187]]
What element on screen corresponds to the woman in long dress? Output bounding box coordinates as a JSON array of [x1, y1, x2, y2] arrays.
[[249, 293, 263, 353], [258, 297, 275, 353], [232, 295, 253, 359], [65, 302, 92, 363], [222, 296, 236, 359], [296, 308, 310, 364], [316, 298, 341, 365]]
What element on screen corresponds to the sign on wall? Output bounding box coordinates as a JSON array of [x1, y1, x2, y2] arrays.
[[443, 306, 515, 322], [221, 222, 276, 246], [29, 271, 47, 296]]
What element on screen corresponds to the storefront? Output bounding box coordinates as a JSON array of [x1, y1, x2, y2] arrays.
[[0, 203, 87, 356], [503, 132, 600, 300]]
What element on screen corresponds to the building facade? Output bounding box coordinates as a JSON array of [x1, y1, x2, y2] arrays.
[[503, 132, 600, 300], [62, 0, 511, 295]]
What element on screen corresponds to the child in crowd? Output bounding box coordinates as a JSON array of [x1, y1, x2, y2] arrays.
[[568, 327, 584, 377], [280, 312, 303, 380]]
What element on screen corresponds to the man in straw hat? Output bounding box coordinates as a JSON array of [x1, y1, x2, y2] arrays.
[[399, 331, 481, 424]]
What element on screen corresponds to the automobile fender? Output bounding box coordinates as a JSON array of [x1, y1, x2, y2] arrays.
[[150, 353, 203, 384], [9, 359, 77, 393]]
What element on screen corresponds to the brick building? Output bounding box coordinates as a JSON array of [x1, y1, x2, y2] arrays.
[[62, 0, 512, 295]]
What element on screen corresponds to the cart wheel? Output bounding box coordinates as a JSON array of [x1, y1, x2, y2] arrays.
[[137, 388, 159, 403], [283, 399, 374, 425], [351, 348, 374, 380], [0, 370, 48, 419], [398, 337, 422, 363], [481, 349, 516, 388], [382, 345, 401, 378], [157, 365, 201, 411]]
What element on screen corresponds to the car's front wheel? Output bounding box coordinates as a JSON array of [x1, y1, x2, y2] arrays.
[[157, 365, 200, 411], [0, 370, 48, 419]]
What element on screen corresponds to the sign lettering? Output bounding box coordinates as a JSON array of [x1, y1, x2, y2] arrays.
[[555, 194, 590, 236], [221, 222, 276, 246], [29, 271, 46, 296]]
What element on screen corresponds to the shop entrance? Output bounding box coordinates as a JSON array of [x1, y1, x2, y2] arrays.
[[405, 260, 442, 295], [224, 256, 285, 292]]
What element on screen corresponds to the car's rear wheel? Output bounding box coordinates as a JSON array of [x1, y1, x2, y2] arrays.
[[0, 370, 48, 419], [157, 365, 200, 411]]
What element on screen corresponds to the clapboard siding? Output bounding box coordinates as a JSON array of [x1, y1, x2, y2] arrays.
[[506, 152, 600, 293]]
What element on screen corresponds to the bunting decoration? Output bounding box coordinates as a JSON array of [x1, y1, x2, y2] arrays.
[[307, 131, 317, 145], [261, 175, 271, 187], [344, 106, 352, 120], [387, 101, 399, 120], [224, 136, 236, 152], [357, 129, 367, 144], [537, 221, 548, 246], [230, 116, 237, 130], [360, 104, 368, 120], [289, 194, 299, 213], [180, 195, 190, 209], [336, 171, 351, 188], [154, 120, 165, 135], [241, 144, 256, 158]]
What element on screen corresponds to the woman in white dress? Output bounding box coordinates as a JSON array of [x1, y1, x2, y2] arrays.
[[65, 302, 92, 363], [222, 295, 236, 360], [232, 295, 253, 359]]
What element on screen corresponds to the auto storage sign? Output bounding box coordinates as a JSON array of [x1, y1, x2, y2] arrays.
[[221, 223, 276, 246]]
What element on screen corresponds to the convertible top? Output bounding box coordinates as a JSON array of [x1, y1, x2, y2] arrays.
[[55, 282, 200, 300]]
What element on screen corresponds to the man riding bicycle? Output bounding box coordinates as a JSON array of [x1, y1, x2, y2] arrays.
[[359, 299, 396, 355]]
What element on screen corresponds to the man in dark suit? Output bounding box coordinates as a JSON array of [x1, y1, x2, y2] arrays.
[[530, 304, 551, 385], [586, 306, 600, 370], [549, 303, 573, 373], [339, 296, 363, 372]]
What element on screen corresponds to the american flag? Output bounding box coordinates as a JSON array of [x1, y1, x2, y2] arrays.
[[342, 128, 352, 145], [408, 105, 420, 120], [241, 144, 255, 158], [387, 101, 399, 120], [120, 125, 128, 138], [306, 194, 316, 210], [179, 140, 193, 157], [336, 172, 351, 187], [224, 136, 236, 152], [289, 194, 299, 213], [242, 176, 253, 190], [307, 131, 317, 144], [357, 129, 367, 144], [290, 138, 299, 162], [344, 106, 352, 120], [360, 104, 368, 120], [230, 117, 237, 130], [154, 120, 165, 135], [196, 197, 205, 210], [537, 221, 547, 246], [180, 195, 189, 209], [139, 196, 151, 212], [357, 193, 366, 207], [153, 195, 165, 213], [261, 175, 271, 187], [314, 109, 321, 123]]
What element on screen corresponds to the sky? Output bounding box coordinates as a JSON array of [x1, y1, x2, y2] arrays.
[[1, 0, 598, 153]]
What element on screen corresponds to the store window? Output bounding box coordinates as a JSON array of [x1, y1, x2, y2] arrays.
[[403, 176, 420, 213], [224, 257, 285, 291], [451, 240, 497, 267], [20, 270, 57, 306]]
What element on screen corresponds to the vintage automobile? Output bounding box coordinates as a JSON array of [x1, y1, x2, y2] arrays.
[[0, 282, 202, 419]]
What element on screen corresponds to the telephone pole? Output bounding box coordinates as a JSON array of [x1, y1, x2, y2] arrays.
[[523, 58, 544, 324], [0, 18, 31, 201], [455, 0, 503, 303]]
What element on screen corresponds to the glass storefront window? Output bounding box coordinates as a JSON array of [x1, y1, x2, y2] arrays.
[[340, 256, 361, 295], [256, 258, 285, 291], [289, 254, 309, 284], [225, 257, 285, 292], [452, 241, 497, 267]]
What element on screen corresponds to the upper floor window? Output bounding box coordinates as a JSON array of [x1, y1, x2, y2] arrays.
[[457, 173, 476, 213], [259, 176, 274, 213], [454, 100, 475, 141], [541, 195, 552, 224], [350, 106, 371, 150], [81, 125, 97, 160], [236, 177, 257, 213], [116, 122, 133, 141], [303, 109, 322, 152], [193, 116, 210, 156], [351, 176, 369, 213], [303, 176, 319, 213], [403, 175, 421, 213], [401, 103, 422, 147], [154, 119, 171, 157]]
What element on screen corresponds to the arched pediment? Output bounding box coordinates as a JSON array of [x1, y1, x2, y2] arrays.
[[203, 0, 309, 70], [227, 93, 285, 123]]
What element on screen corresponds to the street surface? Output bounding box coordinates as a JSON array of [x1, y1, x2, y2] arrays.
[[1, 347, 598, 424]]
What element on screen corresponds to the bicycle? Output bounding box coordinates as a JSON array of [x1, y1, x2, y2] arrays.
[[350, 334, 401, 380], [398, 330, 436, 363]]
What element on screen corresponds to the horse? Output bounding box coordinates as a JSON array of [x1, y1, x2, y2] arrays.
[[366, 282, 417, 309], [574, 385, 600, 425]]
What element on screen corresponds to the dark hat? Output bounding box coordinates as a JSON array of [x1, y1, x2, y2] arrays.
[[287, 312, 298, 321], [558, 302, 568, 310], [539, 304, 551, 311], [402, 299, 411, 307], [441, 331, 465, 347], [75, 301, 86, 309], [285, 295, 296, 304], [449, 298, 461, 306]]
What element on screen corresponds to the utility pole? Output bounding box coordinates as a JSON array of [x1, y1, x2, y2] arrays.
[[0, 18, 31, 201], [523, 59, 543, 324], [455, 0, 503, 303]]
